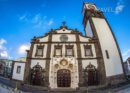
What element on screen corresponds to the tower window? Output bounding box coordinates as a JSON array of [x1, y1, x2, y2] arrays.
[[16, 66, 21, 74], [35, 45, 44, 57], [66, 45, 74, 56], [84, 45, 93, 56], [54, 45, 62, 56], [105, 50, 109, 59]]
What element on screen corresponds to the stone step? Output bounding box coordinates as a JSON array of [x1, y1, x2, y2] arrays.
[[49, 88, 77, 93]]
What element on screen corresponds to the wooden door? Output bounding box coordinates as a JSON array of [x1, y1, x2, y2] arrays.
[[57, 69, 71, 87]]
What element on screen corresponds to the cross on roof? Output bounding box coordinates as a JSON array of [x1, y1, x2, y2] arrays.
[[62, 21, 66, 26]]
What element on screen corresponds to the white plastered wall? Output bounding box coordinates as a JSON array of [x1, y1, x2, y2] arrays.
[[56, 29, 72, 33], [85, 20, 93, 37], [80, 44, 96, 58], [39, 35, 49, 42], [79, 35, 90, 42], [30, 60, 46, 69], [32, 44, 48, 58], [12, 62, 25, 81], [92, 17, 123, 77], [82, 59, 98, 69], [52, 34, 76, 42]]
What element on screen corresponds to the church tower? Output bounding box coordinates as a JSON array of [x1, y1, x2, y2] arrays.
[[83, 3, 125, 84]]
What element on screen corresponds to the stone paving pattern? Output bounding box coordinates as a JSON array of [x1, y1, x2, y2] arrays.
[[0, 76, 130, 93]]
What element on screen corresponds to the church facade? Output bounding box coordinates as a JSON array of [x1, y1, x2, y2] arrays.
[[18, 3, 125, 89]]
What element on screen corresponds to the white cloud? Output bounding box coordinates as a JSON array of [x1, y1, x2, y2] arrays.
[[19, 13, 53, 29], [18, 44, 30, 55], [19, 14, 28, 21], [32, 14, 53, 28], [48, 19, 53, 26], [32, 14, 41, 23], [0, 38, 9, 59], [115, 5, 125, 14], [0, 51, 8, 58], [122, 49, 130, 61], [115, 0, 125, 14], [0, 38, 6, 45]]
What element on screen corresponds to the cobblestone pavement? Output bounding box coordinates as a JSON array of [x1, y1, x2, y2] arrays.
[[0, 76, 130, 93], [114, 85, 130, 93], [115, 88, 130, 93]]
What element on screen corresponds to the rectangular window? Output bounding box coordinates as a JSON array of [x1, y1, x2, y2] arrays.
[[35, 45, 44, 57], [55, 48, 62, 56], [66, 45, 74, 56], [84, 45, 93, 56], [54, 45, 62, 56], [16, 66, 21, 74], [105, 50, 109, 59], [66, 49, 73, 56]]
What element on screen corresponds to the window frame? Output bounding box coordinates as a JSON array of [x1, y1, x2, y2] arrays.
[[84, 45, 93, 56], [54, 45, 62, 57], [105, 50, 109, 59], [65, 45, 74, 57], [16, 66, 21, 74], [35, 45, 44, 57]]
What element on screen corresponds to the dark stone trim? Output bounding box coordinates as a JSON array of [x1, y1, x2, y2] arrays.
[[13, 61, 26, 63], [83, 9, 105, 28], [12, 78, 25, 83], [77, 57, 101, 60], [89, 17, 106, 85], [26, 57, 100, 60], [24, 42, 35, 84], [11, 61, 15, 80], [65, 45, 74, 57], [76, 32, 84, 87], [105, 50, 109, 59], [35, 45, 44, 57], [84, 45, 93, 56], [54, 45, 62, 57], [106, 74, 126, 85], [45, 33, 52, 87], [31, 41, 96, 44], [27, 58, 51, 60], [33, 27, 85, 40]]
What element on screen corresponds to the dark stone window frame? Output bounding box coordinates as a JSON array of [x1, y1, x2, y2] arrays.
[[83, 63, 99, 86], [105, 50, 109, 59], [65, 45, 74, 57], [84, 45, 93, 56], [16, 66, 21, 74], [54, 45, 62, 57], [35, 45, 44, 57]]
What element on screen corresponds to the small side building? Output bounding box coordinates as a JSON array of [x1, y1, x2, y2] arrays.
[[124, 57, 130, 78], [12, 57, 26, 82]]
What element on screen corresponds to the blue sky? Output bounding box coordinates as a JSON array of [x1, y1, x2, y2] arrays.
[[0, 0, 130, 61]]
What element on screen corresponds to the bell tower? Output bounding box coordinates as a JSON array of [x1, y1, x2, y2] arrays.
[[83, 2, 125, 84]]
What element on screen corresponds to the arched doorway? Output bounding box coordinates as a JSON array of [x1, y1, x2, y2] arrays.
[[57, 69, 71, 87], [30, 63, 44, 86], [84, 63, 98, 86]]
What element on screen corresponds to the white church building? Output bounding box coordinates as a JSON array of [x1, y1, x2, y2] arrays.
[[12, 2, 125, 89]]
